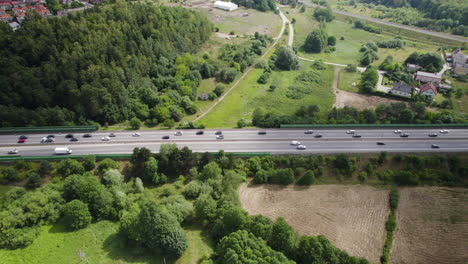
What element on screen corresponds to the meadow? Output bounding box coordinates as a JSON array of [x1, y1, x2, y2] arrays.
[[199, 61, 336, 128]]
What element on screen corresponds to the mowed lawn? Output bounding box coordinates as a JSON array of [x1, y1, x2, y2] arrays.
[[284, 7, 439, 66], [338, 69, 361, 93], [0, 221, 213, 264], [199, 62, 335, 128]]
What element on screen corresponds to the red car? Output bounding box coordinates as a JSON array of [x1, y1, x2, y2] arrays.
[[17, 139, 26, 143]]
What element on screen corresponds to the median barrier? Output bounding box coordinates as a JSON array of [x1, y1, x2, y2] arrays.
[[0, 126, 98, 134], [280, 123, 468, 129]]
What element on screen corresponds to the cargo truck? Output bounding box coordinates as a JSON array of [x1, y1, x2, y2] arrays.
[[54, 147, 72, 155]]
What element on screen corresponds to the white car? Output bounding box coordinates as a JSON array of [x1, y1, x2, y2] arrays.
[[132, 132, 141, 137], [291, 140, 301, 146], [8, 149, 18, 154], [216, 135, 224, 139], [440, 129, 449, 134], [174, 131, 183, 136], [297, 145, 307, 150], [346, 130, 355, 134], [102, 136, 111, 141], [41, 137, 55, 143], [394, 129, 402, 134]]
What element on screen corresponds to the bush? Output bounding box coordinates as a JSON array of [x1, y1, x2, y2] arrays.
[[128, 117, 142, 130], [274, 46, 300, 70], [62, 200, 92, 230], [57, 159, 85, 177], [358, 171, 367, 182], [327, 35, 336, 46], [25, 173, 42, 189], [213, 84, 225, 96], [97, 158, 120, 174], [389, 188, 399, 210], [297, 170, 315, 185], [82, 155, 96, 171], [237, 118, 248, 128], [257, 71, 270, 84]]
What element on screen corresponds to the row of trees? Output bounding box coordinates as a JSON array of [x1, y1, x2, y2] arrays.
[[231, 0, 276, 12]]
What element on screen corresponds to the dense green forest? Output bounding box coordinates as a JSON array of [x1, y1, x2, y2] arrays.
[[0, 2, 213, 127], [357, 0, 468, 36]]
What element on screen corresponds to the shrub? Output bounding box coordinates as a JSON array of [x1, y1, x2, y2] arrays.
[[213, 84, 225, 96], [297, 170, 315, 185], [62, 200, 92, 230], [358, 171, 367, 182]]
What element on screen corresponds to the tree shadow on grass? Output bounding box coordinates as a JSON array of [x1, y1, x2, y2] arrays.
[[102, 231, 177, 264]]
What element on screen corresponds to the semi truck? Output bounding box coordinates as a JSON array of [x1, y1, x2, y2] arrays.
[[54, 147, 72, 155]]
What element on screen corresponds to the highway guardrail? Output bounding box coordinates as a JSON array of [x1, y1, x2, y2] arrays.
[[280, 123, 468, 129], [0, 126, 98, 134]]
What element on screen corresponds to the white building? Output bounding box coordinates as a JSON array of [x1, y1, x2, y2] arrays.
[[414, 71, 442, 84], [214, 1, 238, 11]]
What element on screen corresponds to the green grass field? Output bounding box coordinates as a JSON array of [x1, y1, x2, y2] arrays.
[[284, 7, 440, 66], [199, 62, 336, 128], [0, 220, 212, 264], [337, 69, 360, 92]]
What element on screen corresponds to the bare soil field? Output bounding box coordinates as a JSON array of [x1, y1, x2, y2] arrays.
[[334, 90, 403, 110], [238, 184, 389, 263], [390, 187, 468, 264]]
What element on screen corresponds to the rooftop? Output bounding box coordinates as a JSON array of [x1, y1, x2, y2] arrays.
[[416, 71, 441, 78], [419, 82, 437, 95], [392, 82, 412, 94]]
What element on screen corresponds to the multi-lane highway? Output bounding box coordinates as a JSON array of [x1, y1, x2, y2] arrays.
[[1, 129, 467, 156]]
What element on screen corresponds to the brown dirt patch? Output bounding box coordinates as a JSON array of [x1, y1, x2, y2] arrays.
[[390, 187, 468, 264], [334, 90, 403, 110], [238, 183, 389, 263]]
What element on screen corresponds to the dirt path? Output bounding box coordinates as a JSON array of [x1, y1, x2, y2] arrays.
[[193, 10, 287, 122], [238, 183, 389, 263]]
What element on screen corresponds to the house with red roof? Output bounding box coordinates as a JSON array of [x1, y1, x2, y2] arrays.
[[0, 2, 12, 10], [0, 12, 12, 22], [418, 82, 437, 99]]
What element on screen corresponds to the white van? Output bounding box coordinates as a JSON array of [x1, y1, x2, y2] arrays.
[[54, 147, 72, 155]]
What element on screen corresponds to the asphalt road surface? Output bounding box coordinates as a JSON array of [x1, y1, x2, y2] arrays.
[[298, 1, 468, 43], [1, 129, 467, 156]]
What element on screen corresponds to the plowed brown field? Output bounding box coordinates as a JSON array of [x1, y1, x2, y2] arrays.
[[238, 184, 389, 263], [390, 187, 468, 264]]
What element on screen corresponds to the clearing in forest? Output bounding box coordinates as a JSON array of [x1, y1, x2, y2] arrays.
[[238, 184, 389, 263], [390, 187, 468, 264]]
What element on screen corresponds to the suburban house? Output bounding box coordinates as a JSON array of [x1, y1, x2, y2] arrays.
[[0, 12, 12, 22], [452, 49, 468, 75], [418, 82, 437, 99], [0, 2, 12, 10], [8, 21, 19, 30], [406, 64, 421, 72], [414, 71, 442, 84], [390, 82, 413, 98], [214, 1, 238, 11]]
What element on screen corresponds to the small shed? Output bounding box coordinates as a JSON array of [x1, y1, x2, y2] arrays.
[[199, 93, 209, 101], [214, 1, 238, 11]]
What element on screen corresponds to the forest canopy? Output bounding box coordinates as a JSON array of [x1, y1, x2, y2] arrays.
[[0, 1, 213, 127]]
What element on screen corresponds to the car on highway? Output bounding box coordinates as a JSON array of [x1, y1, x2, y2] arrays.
[[109, 133, 116, 137], [8, 149, 18, 154], [215, 131, 222, 135], [377, 141, 385, 145], [65, 134, 74, 138], [297, 145, 307, 150], [162, 135, 170, 140], [55, 147, 72, 155], [304, 130, 313, 134], [314, 134, 322, 138], [400, 133, 410, 137], [291, 140, 301, 146], [174, 131, 183, 136], [196, 131, 204, 135], [428, 133, 438, 137], [440, 129, 449, 134], [102, 136, 110, 141], [431, 144, 440, 149], [346, 130, 355, 134], [17, 139, 26, 143], [394, 130, 402, 134], [216, 135, 224, 139], [258, 131, 267, 135], [18, 135, 28, 139], [132, 132, 141, 137], [41, 137, 55, 143], [70, 137, 79, 142], [83, 134, 92, 138], [352, 134, 362, 138]]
